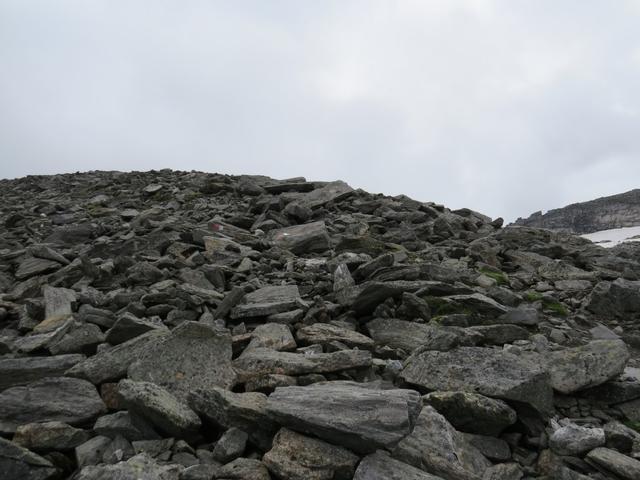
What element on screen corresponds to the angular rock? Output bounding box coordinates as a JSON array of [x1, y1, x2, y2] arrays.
[[549, 421, 605, 456], [586, 447, 640, 480], [547, 340, 630, 394], [245, 323, 297, 352], [393, 405, 491, 480], [216, 457, 270, 480], [586, 279, 640, 319], [105, 312, 166, 345], [75, 452, 181, 480], [43, 285, 76, 320], [234, 347, 372, 376], [231, 285, 301, 319], [352, 281, 429, 315], [298, 180, 353, 209], [0, 354, 85, 391], [66, 327, 166, 381], [424, 391, 517, 436], [269, 221, 331, 254], [212, 427, 248, 463], [47, 320, 105, 355], [0, 436, 59, 480], [0, 377, 105, 434], [128, 321, 235, 401], [15, 257, 61, 280], [13, 421, 91, 451], [354, 450, 444, 480], [296, 323, 374, 350], [498, 307, 541, 326], [263, 428, 359, 480], [117, 379, 201, 440], [266, 381, 421, 453], [401, 347, 553, 414], [93, 411, 159, 441], [76, 435, 112, 468]]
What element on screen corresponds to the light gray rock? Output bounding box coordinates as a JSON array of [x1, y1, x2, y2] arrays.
[[216, 457, 270, 480], [393, 405, 491, 480], [0, 354, 85, 391], [75, 452, 181, 480], [297, 180, 353, 209], [0, 377, 105, 434], [498, 307, 540, 326], [43, 285, 76, 320], [0, 436, 59, 480], [13, 421, 91, 450], [66, 328, 169, 384], [269, 221, 331, 254], [549, 421, 605, 456], [47, 320, 105, 355], [245, 323, 297, 351], [117, 379, 201, 440], [263, 428, 359, 480], [586, 447, 640, 480], [586, 278, 640, 319], [401, 347, 553, 414], [296, 323, 374, 350], [128, 321, 235, 402], [234, 347, 372, 376], [265, 381, 421, 453], [354, 451, 444, 480], [424, 391, 517, 436], [547, 340, 630, 394], [231, 285, 301, 319], [15, 257, 61, 280], [482, 463, 523, 480]]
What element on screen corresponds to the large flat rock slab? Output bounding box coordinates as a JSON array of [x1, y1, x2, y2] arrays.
[[0, 437, 59, 480], [355, 451, 444, 480], [269, 221, 331, 254], [401, 347, 553, 414], [0, 377, 106, 434], [128, 321, 235, 402], [547, 340, 629, 394], [231, 285, 301, 319], [0, 354, 85, 391], [265, 381, 421, 453]]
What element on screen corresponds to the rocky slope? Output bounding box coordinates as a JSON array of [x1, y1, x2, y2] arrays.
[[514, 189, 640, 234], [1, 170, 640, 480]]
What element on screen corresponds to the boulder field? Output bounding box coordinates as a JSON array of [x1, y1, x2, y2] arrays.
[[1, 170, 640, 479]]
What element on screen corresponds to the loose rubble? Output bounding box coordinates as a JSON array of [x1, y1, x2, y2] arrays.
[[1, 170, 640, 479]]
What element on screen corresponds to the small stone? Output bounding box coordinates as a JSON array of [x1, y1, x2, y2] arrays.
[[212, 427, 248, 463]]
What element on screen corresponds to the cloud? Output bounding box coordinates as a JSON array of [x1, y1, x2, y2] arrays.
[[1, 0, 639, 221]]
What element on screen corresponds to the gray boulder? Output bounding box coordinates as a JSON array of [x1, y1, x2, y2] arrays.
[[105, 313, 166, 345], [0, 353, 85, 391], [128, 321, 235, 402], [74, 452, 181, 480], [0, 377, 105, 434], [586, 447, 640, 480], [549, 420, 605, 456], [265, 381, 421, 453], [13, 421, 91, 450], [0, 436, 59, 480], [401, 347, 553, 414], [354, 451, 444, 480], [296, 323, 374, 350], [586, 278, 640, 319], [263, 428, 359, 480], [231, 285, 301, 319], [269, 221, 331, 254], [547, 340, 629, 394]]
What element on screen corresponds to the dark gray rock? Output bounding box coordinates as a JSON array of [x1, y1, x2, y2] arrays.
[[231, 285, 301, 319], [296, 323, 374, 349], [105, 312, 167, 345], [13, 421, 91, 450], [586, 447, 640, 480], [75, 452, 181, 480], [216, 457, 270, 480], [0, 436, 59, 480], [263, 428, 359, 480], [0, 354, 85, 391], [354, 451, 444, 480], [265, 381, 421, 453], [401, 347, 553, 414], [128, 321, 235, 402], [0, 377, 105, 434], [15, 257, 61, 280], [75, 435, 112, 468], [269, 221, 331, 254], [93, 411, 159, 441], [212, 427, 247, 463]]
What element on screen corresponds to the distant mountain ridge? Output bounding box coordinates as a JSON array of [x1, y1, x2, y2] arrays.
[[514, 188, 640, 234]]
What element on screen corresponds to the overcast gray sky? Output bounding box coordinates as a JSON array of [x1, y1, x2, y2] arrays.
[[1, 1, 639, 221]]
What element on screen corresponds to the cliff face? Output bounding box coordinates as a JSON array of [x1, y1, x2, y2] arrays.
[[514, 189, 640, 234]]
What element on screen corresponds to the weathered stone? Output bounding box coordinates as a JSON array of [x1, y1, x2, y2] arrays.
[[424, 391, 517, 436], [269, 221, 331, 254], [75, 435, 112, 468], [297, 180, 354, 209], [352, 281, 429, 315], [463, 434, 511, 462], [15, 257, 61, 280], [498, 307, 541, 326], [586, 279, 640, 319], [549, 421, 605, 456], [547, 340, 629, 394], [245, 323, 297, 351], [586, 447, 640, 480], [212, 427, 248, 463], [93, 411, 159, 441], [43, 285, 76, 320], [105, 312, 166, 345], [231, 285, 301, 319], [392, 405, 491, 480], [482, 463, 523, 480], [266, 381, 421, 453], [468, 324, 529, 345], [188, 386, 276, 450], [234, 347, 372, 376], [0, 436, 59, 480], [13, 421, 91, 450], [216, 458, 270, 480], [604, 421, 640, 453], [401, 347, 553, 414], [128, 321, 235, 401], [117, 379, 201, 440], [75, 452, 181, 480], [66, 329, 170, 384], [0, 354, 85, 391], [0, 377, 105, 434], [354, 450, 444, 480], [263, 428, 359, 480], [296, 323, 374, 350]]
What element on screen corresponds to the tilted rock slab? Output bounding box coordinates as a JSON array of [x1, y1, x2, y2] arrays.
[[265, 381, 421, 453], [354, 451, 444, 480], [400, 346, 553, 414]]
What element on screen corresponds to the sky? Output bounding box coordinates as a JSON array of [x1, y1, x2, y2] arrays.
[[1, 1, 640, 222]]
